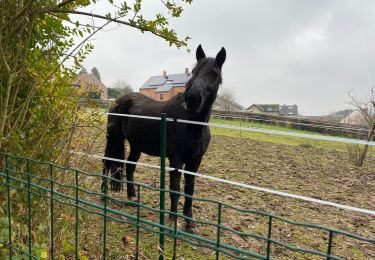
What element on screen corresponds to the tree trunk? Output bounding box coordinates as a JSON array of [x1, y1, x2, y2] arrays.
[[357, 123, 375, 166]]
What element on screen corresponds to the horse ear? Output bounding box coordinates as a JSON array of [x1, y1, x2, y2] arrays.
[[196, 44, 206, 61], [215, 47, 226, 69]]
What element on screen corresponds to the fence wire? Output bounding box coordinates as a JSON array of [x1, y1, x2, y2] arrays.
[[106, 112, 375, 146], [71, 151, 375, 216], [1, 112, 374, 259], [0, 153, 374, 260]]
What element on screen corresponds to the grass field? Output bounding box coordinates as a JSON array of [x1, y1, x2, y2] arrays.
[[58, 114, 375, 259], [209, 118, 372, 152]]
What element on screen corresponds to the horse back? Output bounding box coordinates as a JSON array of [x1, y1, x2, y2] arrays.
[[114, 92, 211, 161]]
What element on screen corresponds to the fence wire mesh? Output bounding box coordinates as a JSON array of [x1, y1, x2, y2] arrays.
[[0, 152, 374, 260], [1, 113, 374, 259]]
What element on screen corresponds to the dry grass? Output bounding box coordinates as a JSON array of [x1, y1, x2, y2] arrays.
[[67, 119, 375, 259]]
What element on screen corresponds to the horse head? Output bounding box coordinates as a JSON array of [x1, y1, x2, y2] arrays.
[[183, 44, 226, 113]]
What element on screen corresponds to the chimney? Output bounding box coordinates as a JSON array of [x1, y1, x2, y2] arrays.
[[163, 70, 167, 78], [185, 68, 190, 75]]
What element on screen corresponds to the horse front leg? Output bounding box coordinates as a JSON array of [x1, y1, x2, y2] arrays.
[[101, 161, 110, 193], [126, 148, 141, 201], [183, 157, 202, 233], [169, 158, 183, 223]]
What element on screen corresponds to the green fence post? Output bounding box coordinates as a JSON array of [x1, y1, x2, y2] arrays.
[[135, 185, 141, 260], [266, 216, 273, 259], [26, 159, 32, 260], [103, 172, 108, 260], [5, 154, 12, 259], [326, 231, 334, 260], [49, 164, 54, 260], [216, 203, 222, 260], [172, 211, 178, 260], [75, 170, 79, 260], [159, 113, 167, 260]]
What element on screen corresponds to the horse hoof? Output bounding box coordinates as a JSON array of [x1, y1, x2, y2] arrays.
[[111, 186, 122, 192], [128, 196, 137, 202], [169, 214, 176, 222], [184, 222, 197, 234], [168, 215, 181, 227], [184, 225, 197, 234]]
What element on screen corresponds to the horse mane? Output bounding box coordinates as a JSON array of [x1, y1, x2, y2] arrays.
[[191, 58, 223, 84]]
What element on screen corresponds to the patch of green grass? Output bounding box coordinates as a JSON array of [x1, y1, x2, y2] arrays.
[[210, 126, 348, 151], [349, 246, 367, 259], [211, 118, 318, 134], [209, 118, 357, 151]]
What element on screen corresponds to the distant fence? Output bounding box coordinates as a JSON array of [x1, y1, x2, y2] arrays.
[[78, 98, 371, 140], [211, 110, 372, 140], [1, 113, 374, 259]]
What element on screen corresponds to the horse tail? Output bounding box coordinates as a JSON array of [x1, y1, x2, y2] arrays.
[[102, 102, 126, 192]]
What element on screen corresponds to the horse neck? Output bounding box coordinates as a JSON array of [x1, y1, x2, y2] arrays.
[[196, 104, 213, 123], [183, 100, 214, 125]]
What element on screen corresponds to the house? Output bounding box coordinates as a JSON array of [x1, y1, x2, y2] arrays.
[[71, 73, 108, 100], [140, 69, 243, 110], [246, 104, 299, 116], [139, 69, 191, 101], [340, 111, 367, 126], [279, 104, 298, 116], [246, 104, 280, 116], [213, 96, 244, 111]]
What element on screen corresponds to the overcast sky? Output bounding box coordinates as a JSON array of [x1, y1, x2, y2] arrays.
[[76, 0, 375, 115]]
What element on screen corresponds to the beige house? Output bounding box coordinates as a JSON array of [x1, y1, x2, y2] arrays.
[[139, 69, 191, 101], [246, 104, 280, 116], [213, 96, 244, 111], [72, 73, 108, 100], [340, 111, 367, 125]]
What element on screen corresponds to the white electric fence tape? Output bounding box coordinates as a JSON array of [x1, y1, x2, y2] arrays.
[[106, 112, 375, 146], [71, 151, 375, 216]]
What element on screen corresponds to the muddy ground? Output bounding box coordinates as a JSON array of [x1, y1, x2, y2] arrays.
[[66, 126, 375, 260]]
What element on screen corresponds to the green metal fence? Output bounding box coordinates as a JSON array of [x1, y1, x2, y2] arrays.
[[0, 114, 374, 259]]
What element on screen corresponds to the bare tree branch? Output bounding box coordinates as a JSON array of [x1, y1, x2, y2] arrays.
[[347, 87, 375, 166], [42, 9, 185, 46], [56, 0, 78, 8]]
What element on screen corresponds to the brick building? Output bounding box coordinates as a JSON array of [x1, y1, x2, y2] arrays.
[[71, 73, 108, 100], [279, 104, 298, 116], [139, 69, 191, 101]]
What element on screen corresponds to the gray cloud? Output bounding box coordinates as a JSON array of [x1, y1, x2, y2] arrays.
[[80, 0, 375, 115]]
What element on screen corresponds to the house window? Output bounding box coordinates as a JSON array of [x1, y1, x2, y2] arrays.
[[160, 94, 164, 100]]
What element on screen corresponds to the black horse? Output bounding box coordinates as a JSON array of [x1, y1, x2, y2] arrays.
[[102, 45, 226, 231]]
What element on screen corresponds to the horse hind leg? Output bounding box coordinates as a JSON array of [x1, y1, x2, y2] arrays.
[[102, 120, 126, 192], [125, 148, 141, 201]]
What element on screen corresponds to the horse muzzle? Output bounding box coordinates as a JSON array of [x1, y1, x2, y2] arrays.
[[184, 92, 202, 113]]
